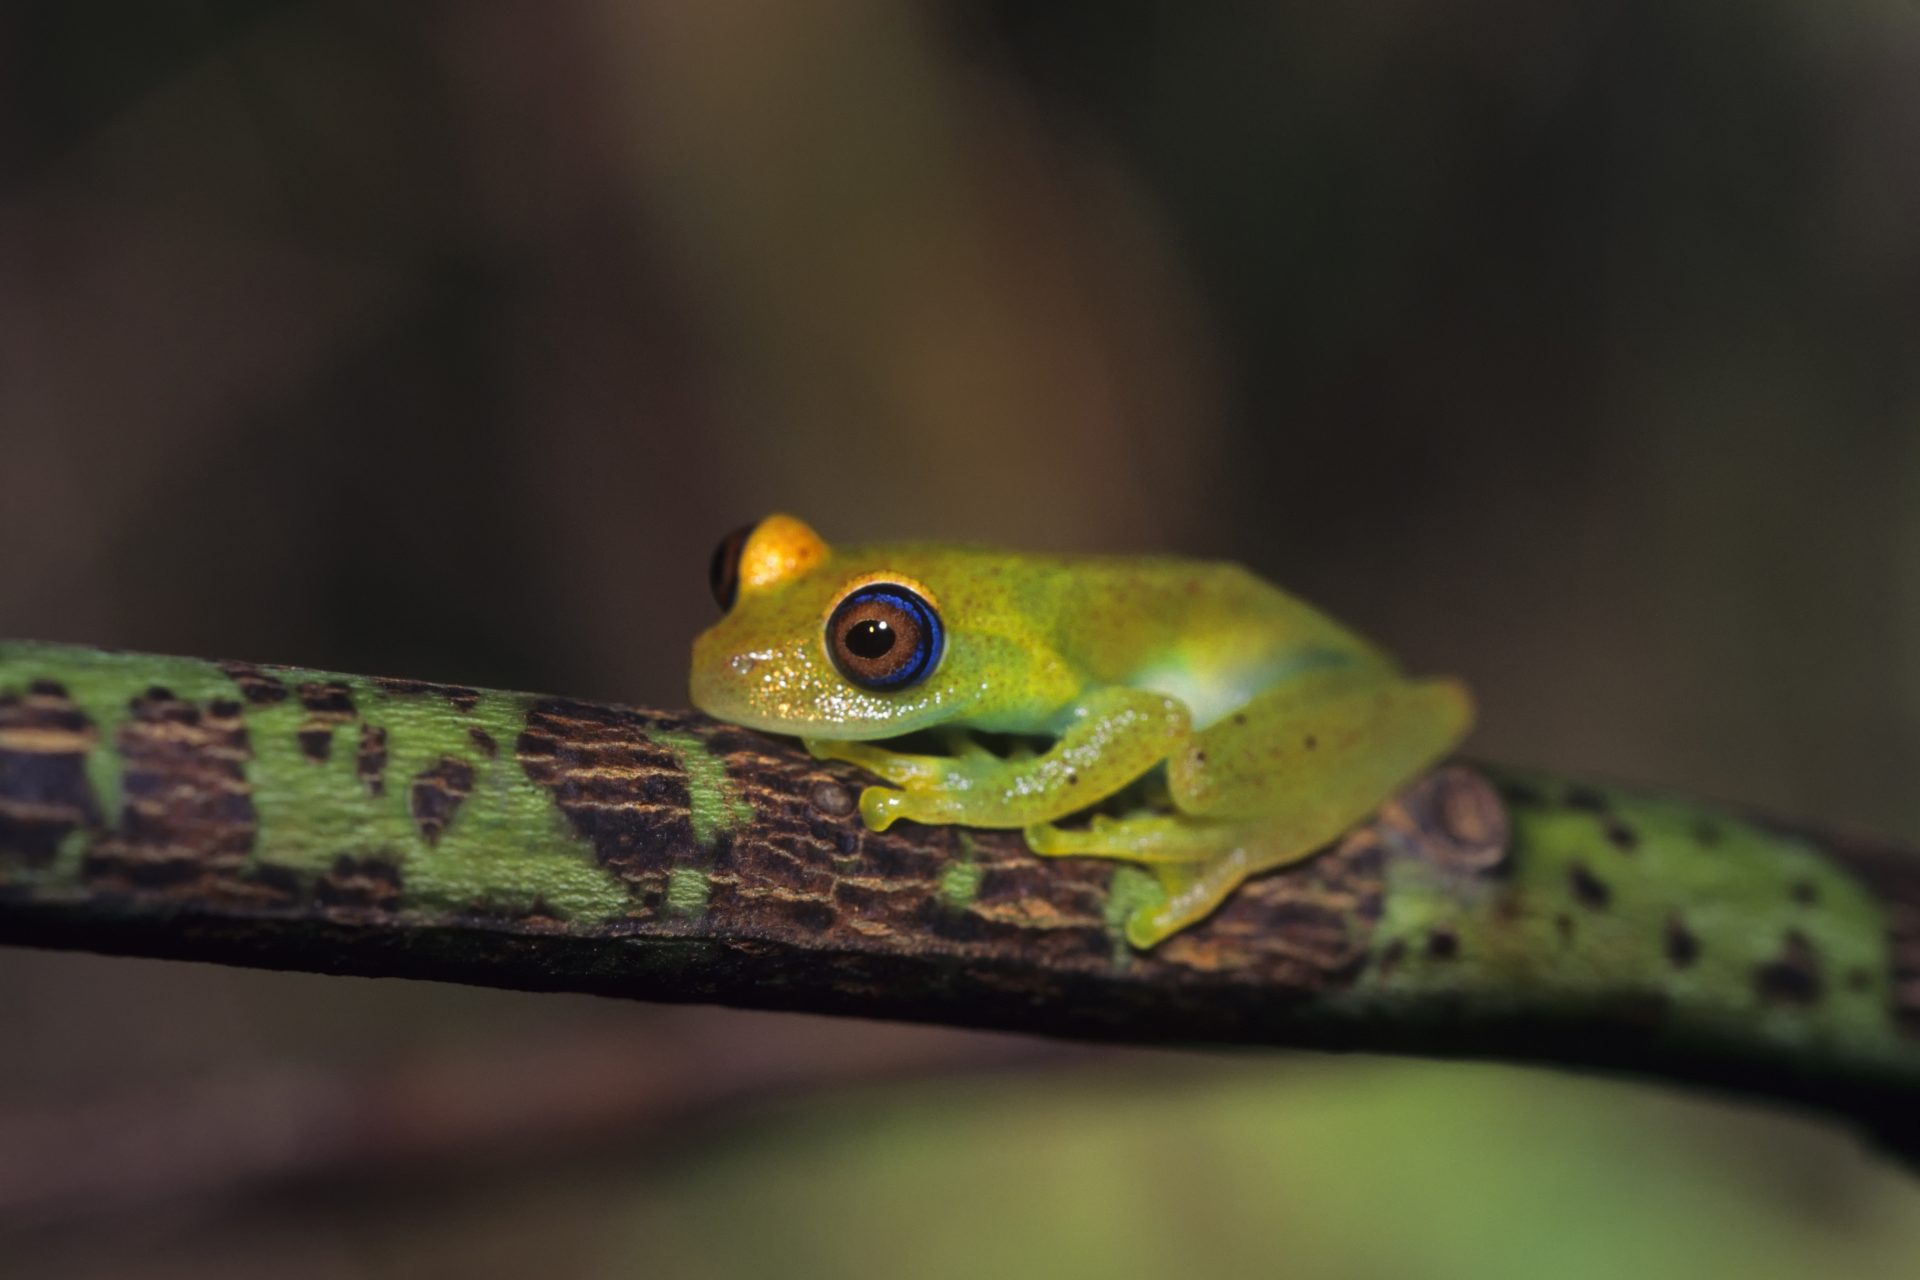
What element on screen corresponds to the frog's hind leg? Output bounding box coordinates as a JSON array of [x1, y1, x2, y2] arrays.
[[1024, 813, 1260, 948], [1025, 813, 1265, 947], [1025, 671, 1472, 948], [1166, 670, 1472, 825]]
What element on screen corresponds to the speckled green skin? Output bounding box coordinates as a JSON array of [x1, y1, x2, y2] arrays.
[[693, 538, 1399, 737], [691, 523, 1471, 947]]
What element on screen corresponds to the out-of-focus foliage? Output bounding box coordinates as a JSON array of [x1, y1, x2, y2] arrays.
[[3, 2, 1919, 1276]]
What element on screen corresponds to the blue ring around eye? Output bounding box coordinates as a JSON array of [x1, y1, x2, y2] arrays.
[[827, 583, 943, 691]]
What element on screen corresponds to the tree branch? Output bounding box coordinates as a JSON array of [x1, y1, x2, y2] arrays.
[[3, 640, 1918, 1155]]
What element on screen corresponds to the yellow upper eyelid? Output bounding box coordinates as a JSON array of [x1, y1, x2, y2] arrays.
[[738, 514, 829, 594]]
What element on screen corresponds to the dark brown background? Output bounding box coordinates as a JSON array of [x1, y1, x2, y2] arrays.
[[4, 3, 1920, 1276]]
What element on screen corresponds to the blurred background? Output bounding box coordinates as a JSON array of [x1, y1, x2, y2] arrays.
[[4, 1, 1920, 1275]]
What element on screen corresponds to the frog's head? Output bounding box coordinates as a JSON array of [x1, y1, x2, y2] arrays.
[[690, 515, 1066, 740]]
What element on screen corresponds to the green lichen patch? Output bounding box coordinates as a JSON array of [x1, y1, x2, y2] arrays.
[[653, 729, 754, 848], [1353, 767, 1917, 1076], [939, 831, 984, 911], [666, 864, 712, 918], [0, 643, 632, 923]]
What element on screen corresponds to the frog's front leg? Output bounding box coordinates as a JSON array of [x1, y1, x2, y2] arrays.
[[819, 687, 1190, 832]]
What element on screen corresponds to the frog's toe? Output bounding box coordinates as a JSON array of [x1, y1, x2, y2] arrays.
[[1124, 905, 1177, 950], [1123, 849, 1254, 947], [858, 786, 909, 831]]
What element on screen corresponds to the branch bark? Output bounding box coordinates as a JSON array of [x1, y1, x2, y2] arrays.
[[3, 641, 1918, 1157]]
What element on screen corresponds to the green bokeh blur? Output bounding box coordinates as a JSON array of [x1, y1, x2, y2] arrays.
[[3, 2, 1919, 1276]]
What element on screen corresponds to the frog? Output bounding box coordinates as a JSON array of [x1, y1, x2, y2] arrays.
[[689, 514, 1472, 948]]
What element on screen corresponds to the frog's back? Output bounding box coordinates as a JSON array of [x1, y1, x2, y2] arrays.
[[848, 541, 1391, 726], [1042, 553, 1392, 709]]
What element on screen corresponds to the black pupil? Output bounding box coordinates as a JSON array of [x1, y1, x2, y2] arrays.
[[846, 618, 895, 659]]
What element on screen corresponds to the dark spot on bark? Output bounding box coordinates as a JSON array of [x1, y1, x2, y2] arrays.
[[1755, 930, 1823, 1006], [409, 756, 476, 844], [219, 661, 288, 705], [1496, 780, 1546, 807], [1692, 820, 1722, 847], [297, 681, 356, 717], [374, 677, 480, 713], [133, 688, 200, 725], [245, 862, 304, 901], [96, 852, 206, 888], [1564, 786, 1609, 814], [1376, 938, 1407, 977], [0, 685, 103, 867], [922, 898, 987, 942], [82, 687, 259, 895], [517, 700, 698, 878], [1342, 841, 1385, 883], [294, 682, 358, 766], [317, 853, 403, 909], [1665, 916, 1699, 968], [833, 879, 887, 912], [1604, 820, 1639, 852], [357, 724, 388, 796], [27, 679, 67, 698], [1426, 928, 1459, 960], [209, 698, 242, 719], [1790, 879, 1818, 906], [809, 780, 854, 816], [1568, 862, 1611, 909], [784, 897, 838, 933], [973, 868, 1029, 902], [467, 727, 498, 758]]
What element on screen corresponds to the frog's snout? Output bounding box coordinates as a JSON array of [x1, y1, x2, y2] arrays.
[[688, 630, 734, 717]]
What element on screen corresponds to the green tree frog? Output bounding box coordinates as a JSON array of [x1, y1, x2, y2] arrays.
[[689, 515, 1472, 948]]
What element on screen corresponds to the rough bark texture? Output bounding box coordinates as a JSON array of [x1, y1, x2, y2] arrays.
[[3, 641, 1919, 1160]]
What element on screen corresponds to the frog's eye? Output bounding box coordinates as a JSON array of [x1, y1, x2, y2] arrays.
[[708, 524, 755, 612], [826, 583, 943, 691]]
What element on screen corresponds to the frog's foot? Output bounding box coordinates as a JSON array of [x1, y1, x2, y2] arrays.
[[1023, 814, 1302, 948], [857, 783, 961, 831], [1126, 850, 1257, 948]]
